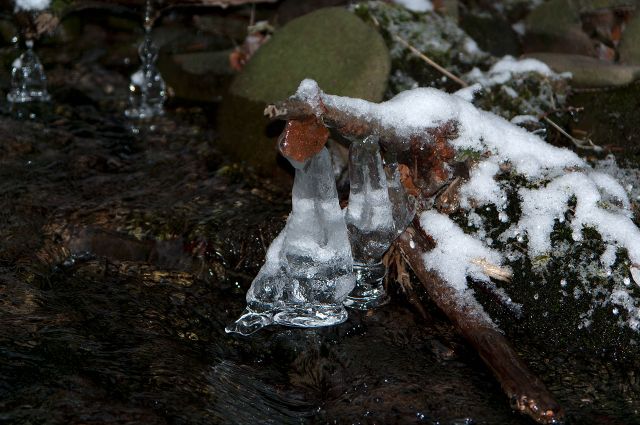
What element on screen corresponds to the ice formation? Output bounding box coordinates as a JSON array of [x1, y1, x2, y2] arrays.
[[293, 78, 640, 333], [14, 0, 50, 11], [6, 40, 50, 104], [227, 148, 355, 335], [344, 136, 414, 309], [125, 31, 166, 119]]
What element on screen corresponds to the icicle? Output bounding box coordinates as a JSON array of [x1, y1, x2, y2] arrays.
[[226, 148, 355, 335], [344, 136, 414, 309], [125, 0, 166, 120], [7, 39, 50, 104]]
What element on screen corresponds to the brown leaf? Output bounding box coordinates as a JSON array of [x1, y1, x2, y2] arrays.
[[278, 117, 329, 163]]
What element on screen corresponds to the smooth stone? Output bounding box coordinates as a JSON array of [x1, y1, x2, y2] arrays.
[[525, 52, 640, 87], [619, 12, 640, 66], [524, 0, 595, 56], [230, 7, 390, 103], [219, 7, 390, 174]]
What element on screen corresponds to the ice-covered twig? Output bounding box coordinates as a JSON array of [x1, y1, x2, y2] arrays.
[[396, 225, 564, 425]]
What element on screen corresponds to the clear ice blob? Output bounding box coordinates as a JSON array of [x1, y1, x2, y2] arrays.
[[125, 29, 166, 120], [7, 40, 50, 104], [344, 136, 414, 310], [226, 148, 356, 335]]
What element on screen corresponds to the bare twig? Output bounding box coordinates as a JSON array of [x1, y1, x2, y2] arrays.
[[542, 116, 603, 152], [393, 35, 469, 88]]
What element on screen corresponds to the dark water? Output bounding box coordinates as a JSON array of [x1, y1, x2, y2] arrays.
[[0, 16, 639, 425]]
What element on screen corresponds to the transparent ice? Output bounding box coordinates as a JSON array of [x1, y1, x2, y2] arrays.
[[344, 136, 414, 309], [125, 1, 166, 120], [226, 148, 356, 335], [7, 40, 50, 104]]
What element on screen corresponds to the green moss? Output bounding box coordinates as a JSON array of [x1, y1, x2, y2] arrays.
[[231, 7, 390, 103]]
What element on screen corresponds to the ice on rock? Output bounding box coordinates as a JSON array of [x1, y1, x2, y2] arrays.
[[226, 148, 355, 335], [344, 136, 414, 309]]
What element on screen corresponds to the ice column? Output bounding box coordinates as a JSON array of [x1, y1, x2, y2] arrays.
[[344, 136, 414, 309], [226, 148, 356, 335], [7, 39, 50, 104], [125, 0, 166, 119]]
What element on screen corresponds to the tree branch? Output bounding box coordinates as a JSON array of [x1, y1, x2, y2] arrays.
[[396, 225, 563, 425]]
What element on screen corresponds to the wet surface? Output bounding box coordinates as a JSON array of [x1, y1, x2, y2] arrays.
[[1, 8, 640, 425]]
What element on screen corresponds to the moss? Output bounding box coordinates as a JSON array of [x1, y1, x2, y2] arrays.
[[231, 7, 390, 103]]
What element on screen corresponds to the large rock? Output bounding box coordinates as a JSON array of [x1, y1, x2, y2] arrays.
[[524, 0, 595, 56], [217, 7, 390, 175], [525, 52, 640, 87], [619, 12, 640, 66]]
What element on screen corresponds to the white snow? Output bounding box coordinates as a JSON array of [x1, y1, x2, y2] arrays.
[[14, 0, 50, 11], [516, 172, 640, 264], [315, 82, 584, 178], [393, 0, 434, 12], [420, 211, 504, 291], [465, 55, 567, 88]]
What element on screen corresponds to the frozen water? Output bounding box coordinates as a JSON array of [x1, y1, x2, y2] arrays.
[[227, 148, 355, 335], [7, 40, 50, 104], [345, 136, 397, 263], [344, 136, 414, 309], [125, 30, 166, 120]]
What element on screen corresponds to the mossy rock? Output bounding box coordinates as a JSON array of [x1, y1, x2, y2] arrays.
[[526, 53, 640, 87], [217, 7, 390, 174], [230, 7, 390, 103]]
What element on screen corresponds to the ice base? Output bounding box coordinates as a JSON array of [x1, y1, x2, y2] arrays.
[[225, 308, 273, 336], [273, 304, 348, 328], [344, 262, 389, 310]]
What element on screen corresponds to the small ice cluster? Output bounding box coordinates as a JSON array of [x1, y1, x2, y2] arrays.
[[14, 0, 50, 11]]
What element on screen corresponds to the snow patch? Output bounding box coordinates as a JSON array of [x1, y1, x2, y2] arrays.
[[392, 0, 434, 12], [420, 211, 504, 291], [15, 0, 50, 11]]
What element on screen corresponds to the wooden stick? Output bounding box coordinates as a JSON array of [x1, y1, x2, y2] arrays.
[[393, 34, 469, 88], [396, 225, 564, 425]]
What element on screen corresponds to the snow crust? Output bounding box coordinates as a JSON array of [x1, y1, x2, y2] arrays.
[[15, 0, 50, 11], [392, 0, 434, 12], [466, 55, 568, 87], [316, 80, 584, 178], [517, 172, 639, 264]]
